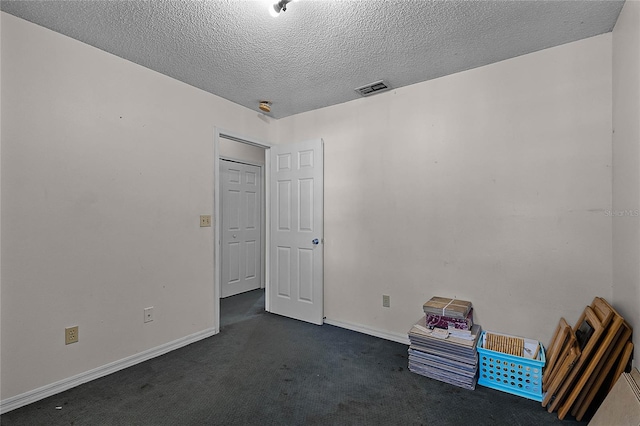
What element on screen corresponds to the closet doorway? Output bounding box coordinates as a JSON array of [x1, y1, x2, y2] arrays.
[[214, 129, 324, 332], [218, 135, 266, 303]]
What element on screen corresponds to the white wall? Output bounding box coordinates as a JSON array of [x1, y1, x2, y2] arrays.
[[278, 34, 614, 345], [0, 12, 275, 402], [613, 0, 640, 360], [219, 138, 265, 165]]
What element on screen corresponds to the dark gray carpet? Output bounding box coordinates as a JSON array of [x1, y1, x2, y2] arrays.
[[1, 289, 587, 425], [220, 288, 266, 329]]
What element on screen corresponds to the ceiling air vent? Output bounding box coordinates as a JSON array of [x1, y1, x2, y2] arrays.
[[354, 80, 391, 97]]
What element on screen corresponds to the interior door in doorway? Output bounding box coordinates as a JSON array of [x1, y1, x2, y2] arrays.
[[221, 160, 262, 298], [269, 139, 324, 325]]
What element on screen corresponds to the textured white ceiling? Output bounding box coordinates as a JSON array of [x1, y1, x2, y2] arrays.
[[1, 0, 625, 119]]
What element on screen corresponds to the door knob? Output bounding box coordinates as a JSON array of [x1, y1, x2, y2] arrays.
[[312, 238, 319, 245], [233, 234, 237, 239]]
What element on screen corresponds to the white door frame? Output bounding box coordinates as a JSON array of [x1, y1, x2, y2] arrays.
[[214, 128, 272, 333]]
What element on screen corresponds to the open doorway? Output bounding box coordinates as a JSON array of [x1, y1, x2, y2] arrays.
[[214, 130, 325, 332], [214, 130, 270, 332], [219, 157, 265, 329]]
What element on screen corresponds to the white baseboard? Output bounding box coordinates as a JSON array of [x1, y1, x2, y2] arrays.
[[0, 327, 218, 415], [323, 318, 410, 345]]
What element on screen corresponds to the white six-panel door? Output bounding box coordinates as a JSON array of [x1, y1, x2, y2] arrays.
[[221, 160, 262, 298], [269, 139, 324, 325]]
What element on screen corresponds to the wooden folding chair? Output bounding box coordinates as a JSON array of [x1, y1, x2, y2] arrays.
[[573, 321, 630, 421], [557, 298, 622, 420], [543, 318, 571, 392], [610, 341, 634, 392], [547, 302, 612, 414], [542, 333, 581, 410]]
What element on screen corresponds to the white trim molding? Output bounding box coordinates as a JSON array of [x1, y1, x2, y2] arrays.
[[0, 328, 218, 415], [323, 318, 410, 346]]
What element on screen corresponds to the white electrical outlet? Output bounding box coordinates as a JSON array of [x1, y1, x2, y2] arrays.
[[65, 326, 79, 345], [144, 307, 154, 323]]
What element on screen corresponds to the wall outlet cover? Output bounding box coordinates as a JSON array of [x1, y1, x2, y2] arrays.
[[65, 326, 79, 345], [383, 295, 390, 308], [144, 307, 154, 323], [200, 215, 212, 227]]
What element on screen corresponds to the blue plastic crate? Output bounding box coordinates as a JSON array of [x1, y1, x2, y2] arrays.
[[477, 331, 545, 402]]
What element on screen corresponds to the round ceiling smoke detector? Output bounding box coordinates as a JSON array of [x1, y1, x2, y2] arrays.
[[259, 101, 271, 113]]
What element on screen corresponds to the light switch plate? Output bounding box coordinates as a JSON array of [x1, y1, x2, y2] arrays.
[[200, 215, 212, 227], [383, 295, 390, 308]]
